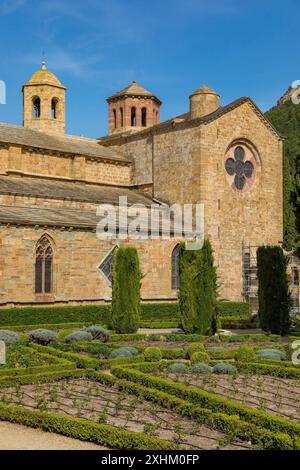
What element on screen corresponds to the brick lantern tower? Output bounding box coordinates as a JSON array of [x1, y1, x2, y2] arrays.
[[107, 80, 162, 135]]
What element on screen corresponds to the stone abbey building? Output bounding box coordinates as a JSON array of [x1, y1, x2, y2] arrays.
[[0, 63, 283, 307]]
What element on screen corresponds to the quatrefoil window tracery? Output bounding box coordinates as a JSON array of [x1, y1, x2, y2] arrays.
[[225, 146, 254, 190]]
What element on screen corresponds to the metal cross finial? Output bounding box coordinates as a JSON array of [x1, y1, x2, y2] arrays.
[[41, 50, 46, 70]]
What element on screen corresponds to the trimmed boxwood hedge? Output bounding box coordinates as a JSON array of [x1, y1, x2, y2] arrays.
[[217, 301, 250, 318], [111, 366, 300, 439], [0, 301, 250, 326], [0, 403, 181, 450]]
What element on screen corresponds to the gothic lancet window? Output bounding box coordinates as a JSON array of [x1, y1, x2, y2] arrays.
[[171, 245, 180, 290], [35, 237, 53, 294]]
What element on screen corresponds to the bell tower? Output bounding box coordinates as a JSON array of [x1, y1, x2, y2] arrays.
[[22, 62, 66, 134], [107, 80, 161, 135]]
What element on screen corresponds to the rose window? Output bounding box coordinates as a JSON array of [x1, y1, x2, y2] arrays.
[[225, 144, 256, 192]]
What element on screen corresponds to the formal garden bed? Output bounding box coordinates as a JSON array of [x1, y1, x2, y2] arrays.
[[0, 245, 299, 450]]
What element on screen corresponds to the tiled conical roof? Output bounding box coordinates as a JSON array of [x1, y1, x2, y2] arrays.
[[107, 80, 161, 103]]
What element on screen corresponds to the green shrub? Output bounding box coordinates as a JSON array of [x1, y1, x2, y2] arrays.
[[213, 363, 237, 374], [110, 347, 139, 358], [191, 363, 212, 374], [63, 331, 93, 343], [144, 347, 162, 362], [82, 325, 110, 342], [191, 351, 210, 365], [235, 346, 256, 363], [28, 329, 58, 346], [0, 330, 20, 344], [187, 342, 205, 358], [256, 348, 287, 361], [168, 363, 189, 374], [111, 247, 141, 334], [257, 246, 291, 335]]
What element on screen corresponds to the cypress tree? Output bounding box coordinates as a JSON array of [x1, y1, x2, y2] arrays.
[[111, 247, 141, 333], [257, 245, 291, 335], [194, 240, 218, 335], [178, 243, 198, 333], [179, 240, 217, 335]]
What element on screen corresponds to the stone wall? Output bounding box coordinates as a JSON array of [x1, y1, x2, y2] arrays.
[[101, 100, 283, 300], [0, 144, 131, 186], [0, 225, 179, 306]]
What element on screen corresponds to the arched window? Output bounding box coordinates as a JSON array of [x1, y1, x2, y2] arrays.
[[35, 236, 53, 294], [113, 109, 117, 129], [33, 97, 41, 119], [141, 107, 147, 127], [120, 107, 124, 127], [131, 107, 136, 127], [51, 98, 58, 119], [171, 245, 180, 290]]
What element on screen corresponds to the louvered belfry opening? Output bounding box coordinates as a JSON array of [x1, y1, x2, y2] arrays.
[[35, 236, 53, 294]]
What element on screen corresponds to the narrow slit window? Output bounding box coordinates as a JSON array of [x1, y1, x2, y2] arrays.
[[171, 245, 180, 290], [131, 107, 136, 126], [113, 109, 117, 128], [141, 107, 147, 127], [120, 107, 124, 127], [33, 97, 41, 119], [51, 98, 57, 119]]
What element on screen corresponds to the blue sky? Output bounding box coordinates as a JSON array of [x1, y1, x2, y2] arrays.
[[0, 0, 299, 138]]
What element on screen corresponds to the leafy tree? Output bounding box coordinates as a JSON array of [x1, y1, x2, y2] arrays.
[[111, 247, 141, 333], [257, 245, 291, 335]]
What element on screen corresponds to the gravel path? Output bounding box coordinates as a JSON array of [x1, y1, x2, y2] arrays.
[[0, 422, 108, 450]]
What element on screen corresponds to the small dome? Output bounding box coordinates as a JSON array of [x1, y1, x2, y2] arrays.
[[25, 65, 65, 88], [191, 83, 219, 96]]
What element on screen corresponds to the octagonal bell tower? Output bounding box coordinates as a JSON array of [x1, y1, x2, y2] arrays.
[[22, 62, 66, 134], [107, 80, 162, 135]]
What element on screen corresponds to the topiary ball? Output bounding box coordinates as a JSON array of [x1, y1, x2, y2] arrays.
[[213, 363, 237, 374], [168, 363, 189, 374], [235, 346, 256, 363], [187, 343, 206, 358], [82, 326, 110, 342], [256, 348, 287, 361], [144, 347, 162, 362], [191, 363, 213, 374], [109, 347, 139, 358], [63, 331, 93, 343], [0, 330, 20, 345], [28, 329, 58, 346], [190, 351, 210, 365]]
